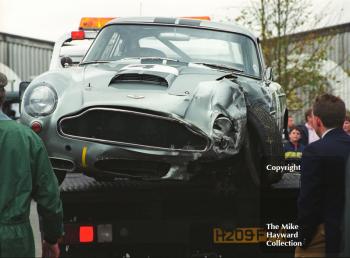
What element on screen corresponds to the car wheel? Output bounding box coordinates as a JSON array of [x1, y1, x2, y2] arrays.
[[54, 170, 67, 185], [243, 104, 284, 187]]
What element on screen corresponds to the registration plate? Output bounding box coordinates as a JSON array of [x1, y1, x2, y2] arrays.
[[213, 227, 266, 244]]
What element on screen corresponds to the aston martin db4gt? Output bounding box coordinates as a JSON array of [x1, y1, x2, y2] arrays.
[[20, 17, 287, 186]]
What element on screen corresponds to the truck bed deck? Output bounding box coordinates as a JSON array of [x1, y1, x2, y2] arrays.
[[60, 173, 299, 193], [59, 173, 300, 258]]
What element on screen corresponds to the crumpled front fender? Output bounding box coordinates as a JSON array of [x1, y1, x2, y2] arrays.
[[184, 78, 247, 157]]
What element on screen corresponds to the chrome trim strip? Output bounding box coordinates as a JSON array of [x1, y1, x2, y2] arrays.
[[58, 107, 210, 152]]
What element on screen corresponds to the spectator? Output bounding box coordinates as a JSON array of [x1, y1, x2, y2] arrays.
[[298, 108, 320, 146], [284, 115, 296, 141], [343, 115, 350, 135], [0, 72, 63, 258], [295, 94, 350, 258], [0, 73, 7, 87], [284, 126, 305, 167], [288, 115, 295, 132]]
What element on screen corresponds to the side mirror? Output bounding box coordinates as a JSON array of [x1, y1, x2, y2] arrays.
[[264, 67, 273, 82], [61, 56, 73, 68]]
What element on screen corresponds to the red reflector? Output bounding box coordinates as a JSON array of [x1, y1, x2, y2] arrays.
[[79, 226, 94, 243], [31, 121, 42, 133], [71, 30, 85, 40]]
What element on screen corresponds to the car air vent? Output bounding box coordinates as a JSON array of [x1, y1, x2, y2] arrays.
[[110, 73, 168, 87]]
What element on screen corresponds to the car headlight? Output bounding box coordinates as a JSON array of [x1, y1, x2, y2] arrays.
[[213, 116, 234, 150], [213, 117, 233, 136], [24, 84, 58, 117]]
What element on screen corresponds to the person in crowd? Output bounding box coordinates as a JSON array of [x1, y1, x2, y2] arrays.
[[343, 115, 350, 136], [0, 72, 63, 258], [295, 94, 350, 258], [284, 115, 296, 141], [288, 115, 295, 132], [297, 108, 320, 146], [284, 126, 305, 167]]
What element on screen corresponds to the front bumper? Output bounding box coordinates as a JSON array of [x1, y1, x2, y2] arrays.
[[23, 106, 242, 180], [45, 133, 220, 180]]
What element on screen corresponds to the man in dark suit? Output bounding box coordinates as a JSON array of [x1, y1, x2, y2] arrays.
[[344, 157, 350, 257], [295, 94, 350, 258]]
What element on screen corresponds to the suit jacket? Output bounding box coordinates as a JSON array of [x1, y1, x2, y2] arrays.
[[298, 128, 350, 256]]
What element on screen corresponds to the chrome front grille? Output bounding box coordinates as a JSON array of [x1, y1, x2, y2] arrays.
[[58, 108, 208, 151]]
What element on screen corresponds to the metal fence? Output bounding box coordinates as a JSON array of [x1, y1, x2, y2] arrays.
[[0, 32, 54, 90]]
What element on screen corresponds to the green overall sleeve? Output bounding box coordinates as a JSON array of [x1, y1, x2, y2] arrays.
[[30, 132, 64, 244], [1, 121, 62, 256]]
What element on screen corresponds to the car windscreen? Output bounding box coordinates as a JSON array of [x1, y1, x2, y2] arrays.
[[83, 24, 261, 78]]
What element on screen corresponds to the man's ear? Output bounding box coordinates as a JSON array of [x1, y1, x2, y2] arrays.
[[315, 116, 322, 127]]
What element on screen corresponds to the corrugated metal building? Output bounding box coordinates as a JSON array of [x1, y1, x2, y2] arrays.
[[287, 22, 350, 122], [0, 32, 54, 91], [290, 22, 350, 76]]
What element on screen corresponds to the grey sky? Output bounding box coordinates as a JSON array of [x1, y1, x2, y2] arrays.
[[0, 0, 349, 42]]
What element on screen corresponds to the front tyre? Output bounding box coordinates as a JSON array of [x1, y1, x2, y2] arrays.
[[244, 104, 284, 187]]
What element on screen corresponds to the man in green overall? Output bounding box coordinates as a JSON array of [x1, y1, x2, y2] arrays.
[[0, 72, 63, 257]]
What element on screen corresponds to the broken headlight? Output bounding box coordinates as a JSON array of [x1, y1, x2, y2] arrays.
[[213, 116, 234, 150]]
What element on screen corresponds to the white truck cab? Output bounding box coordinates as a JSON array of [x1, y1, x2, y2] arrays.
[[50, 17, 114, 70]]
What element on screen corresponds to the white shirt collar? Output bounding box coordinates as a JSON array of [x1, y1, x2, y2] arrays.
[[321, 128, 335, 138], [305, 123, 312, 129]]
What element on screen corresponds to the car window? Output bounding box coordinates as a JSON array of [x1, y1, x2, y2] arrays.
[[84, 24, 261, 77], [100, 33, 124, 60]]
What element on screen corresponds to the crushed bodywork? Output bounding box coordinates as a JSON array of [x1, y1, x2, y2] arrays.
[[20, 17, 286, 181]]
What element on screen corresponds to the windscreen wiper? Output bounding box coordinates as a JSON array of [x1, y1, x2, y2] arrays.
[[194, 62, 244, 73], [79, 60, 110, 66]]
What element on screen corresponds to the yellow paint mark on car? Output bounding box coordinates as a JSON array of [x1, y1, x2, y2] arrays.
[[82, 146, 88, 168]]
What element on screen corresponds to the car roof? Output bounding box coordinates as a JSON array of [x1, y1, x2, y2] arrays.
[[106, 17, 258, 42]]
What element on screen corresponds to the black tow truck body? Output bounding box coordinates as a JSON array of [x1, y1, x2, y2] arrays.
[[59, 173, 300, 258]]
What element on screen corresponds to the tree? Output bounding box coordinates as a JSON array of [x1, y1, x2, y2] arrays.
[[235, 0, 332, 110]]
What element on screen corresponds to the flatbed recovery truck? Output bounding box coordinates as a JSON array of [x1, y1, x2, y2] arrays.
[[5, 17, 299, 258], [59, 173, 300, 258]]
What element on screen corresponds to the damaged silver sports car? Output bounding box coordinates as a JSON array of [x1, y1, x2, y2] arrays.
[[20, 17, 287, 186]]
